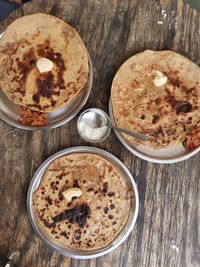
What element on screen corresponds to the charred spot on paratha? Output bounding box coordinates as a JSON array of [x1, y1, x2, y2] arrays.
[[52, 203, 91, 228], [152, 115, 159, 124], [175, 102, 192, 114]]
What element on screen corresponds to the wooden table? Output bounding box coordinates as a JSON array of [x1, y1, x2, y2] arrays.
[[0, 0, 200, 266]]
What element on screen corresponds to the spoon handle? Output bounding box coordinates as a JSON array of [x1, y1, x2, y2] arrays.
[[111, 125, 148, 142]]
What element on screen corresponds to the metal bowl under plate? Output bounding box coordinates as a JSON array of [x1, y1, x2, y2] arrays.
[[0, 32, 93, 130], [109, 99, 200, 164], [27, 146, 139, 259]]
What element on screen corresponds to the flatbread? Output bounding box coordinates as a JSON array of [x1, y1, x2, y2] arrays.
[[111, 50, 200, 148], [32, 153, 132, 250], [0, 13, 89, 113]]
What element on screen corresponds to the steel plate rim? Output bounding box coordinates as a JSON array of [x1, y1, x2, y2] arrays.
[[27, 146, 139, 259], [109, 99, 200, 164]]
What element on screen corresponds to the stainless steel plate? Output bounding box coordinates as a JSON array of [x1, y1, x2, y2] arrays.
[[109, 99, 200, 164], [0, 32, 93, 130], [27, 146, 139, 259]]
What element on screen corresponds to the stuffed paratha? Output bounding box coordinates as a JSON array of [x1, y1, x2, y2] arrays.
[[32, 153, 132, 250], [111, 50, 200, 148], [0, 13, 89, 113]]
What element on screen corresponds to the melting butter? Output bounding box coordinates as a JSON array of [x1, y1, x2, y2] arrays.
[[36, 57, 53, 73]]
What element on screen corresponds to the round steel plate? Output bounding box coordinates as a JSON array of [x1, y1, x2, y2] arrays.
[[27, 146, 139, 259], [0, 32, 93, 130]]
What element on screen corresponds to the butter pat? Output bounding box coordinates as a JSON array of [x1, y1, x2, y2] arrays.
[[153, 70, 167, 87], [62, 188, 82, 202], [36, 57, 53, 73], [78, 121, 109, 141]]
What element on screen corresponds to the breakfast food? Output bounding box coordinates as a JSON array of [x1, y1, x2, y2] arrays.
[[184, 126, 200, 150], [0, 13, 89, 125], [32, 153, 132, 250], [19, 107, 47, 126], [111, 50, 200, 148]]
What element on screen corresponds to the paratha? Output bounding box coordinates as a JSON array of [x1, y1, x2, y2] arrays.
[[0, 13, 89, 113], [111, 50, 200, 148], [32, 153, 132, 250]]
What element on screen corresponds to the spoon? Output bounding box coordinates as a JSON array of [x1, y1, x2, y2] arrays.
[[77, 108, 148, 142]]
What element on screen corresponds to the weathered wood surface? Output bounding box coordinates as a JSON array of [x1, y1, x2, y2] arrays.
[[0, 0, 200, 266]]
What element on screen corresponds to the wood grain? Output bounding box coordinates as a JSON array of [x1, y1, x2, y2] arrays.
[[0, 0, 200, 266]]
